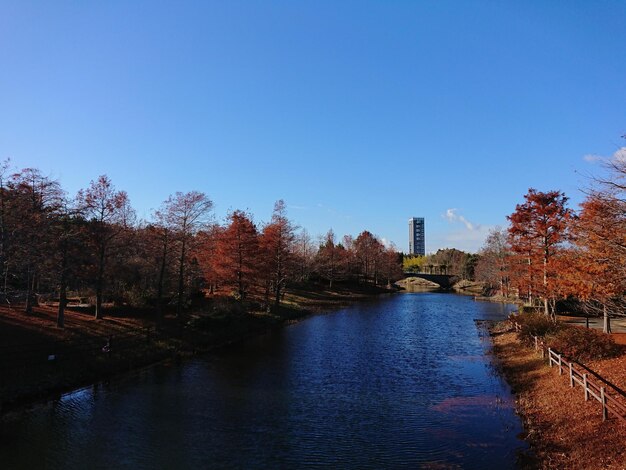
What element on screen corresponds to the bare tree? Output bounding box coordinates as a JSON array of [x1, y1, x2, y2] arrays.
[[77, 175, 135, 319], [161, 191, 213, 317], [294, 228, 315, 282], [475, 226, 511, 296]]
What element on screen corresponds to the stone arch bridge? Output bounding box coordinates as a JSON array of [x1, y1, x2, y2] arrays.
[[402, 272, 459, 289]]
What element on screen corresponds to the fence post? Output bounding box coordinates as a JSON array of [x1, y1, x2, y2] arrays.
[[541, 343, 545, 359], [548, 348, 553, 367], [601, 387, 607, 421], [534, 336, 538, 351], [558, 354, 563, 375], [583, 374, 589, 401], [569, 362, 574, 387]]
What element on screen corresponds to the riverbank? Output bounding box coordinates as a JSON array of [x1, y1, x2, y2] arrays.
[[0, 282, 395, 415], [1, 291, 527, 468], [489, 321, 626, 469]]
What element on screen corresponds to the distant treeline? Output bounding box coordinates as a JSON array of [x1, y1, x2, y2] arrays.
[[0, 161, 403, 327], [403, 249, 478, 279]]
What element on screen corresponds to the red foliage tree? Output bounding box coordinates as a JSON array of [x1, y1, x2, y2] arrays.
[[214, 210, 259, 300], [380, 244, 403, 287], [260, 200, 295, 310], [354, 230, 384, 284], [571, 193, 626, 332], [315, 229, 343, 288], [507, 189, 573, 317], [194, 225, 221, 296], [8, 169, 63, 314]]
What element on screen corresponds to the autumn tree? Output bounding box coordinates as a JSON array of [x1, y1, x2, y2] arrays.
[[143, 208, 177, 322], [214, 210, 259, 300], [0, 159, 12, 293], [341, 234, 360, 282], [293, 229, 316, 282], [315, 229, 343, 288], [507, 189, 573, 317], [571, 176, 625, 332], [354, 231, 384, 284], [9, 168, 63, 314], [194, 224, 221, 295], [429, 248, 473, 278], [380, 244, 403, 287], [77, 175, 135, 319], [52, 199, 89, 327], [162, 191, 213, 317], [260, 200, 295, 310]]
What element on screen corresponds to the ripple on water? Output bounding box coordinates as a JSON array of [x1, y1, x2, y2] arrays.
[[0, 293, 525, 469]]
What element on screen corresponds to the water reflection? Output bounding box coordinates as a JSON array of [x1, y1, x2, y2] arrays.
[[1, 293, 524, 469]]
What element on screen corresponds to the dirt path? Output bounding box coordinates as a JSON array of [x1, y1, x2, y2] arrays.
[[490, 324, 626, 469]]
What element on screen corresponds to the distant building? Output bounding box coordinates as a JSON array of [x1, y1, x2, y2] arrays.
[[408, 217, 425, 255]]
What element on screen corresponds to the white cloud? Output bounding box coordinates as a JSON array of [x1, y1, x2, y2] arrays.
[[441, 225, 493, 253], [380, 237, 393, 248], [582, 147, 626, 164], [437, 209, 490, 252], [613, 147, 626, 163], [583, 154, 603, 163], [443, 208, 479, 231]]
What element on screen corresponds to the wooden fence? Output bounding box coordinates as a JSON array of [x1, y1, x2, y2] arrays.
[[511, 321, 626, 423]]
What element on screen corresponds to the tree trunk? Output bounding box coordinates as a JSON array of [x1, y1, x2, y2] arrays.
[[95, 247, 105, 319], [543, 247, 549, 317], [156, 249, 166, 324], [264, 280, 271, 312], [603, 304, 612, 334], [176, 237, 186, 318], [57, 283, 66, 328], [527, 254, 533, 305], [274, 279, 281, 309], [57, 244, 68, 328], [3, 264, 8, 297], [25, 268, 33, 315]]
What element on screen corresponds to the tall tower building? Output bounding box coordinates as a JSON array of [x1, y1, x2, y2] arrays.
[[408, 217, 425, 255]]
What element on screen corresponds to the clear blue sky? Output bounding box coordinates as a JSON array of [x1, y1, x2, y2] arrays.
[[1, 1, 625, 253]]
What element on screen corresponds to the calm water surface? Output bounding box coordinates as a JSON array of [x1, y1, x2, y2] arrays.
[[1, 293, 525, 469]]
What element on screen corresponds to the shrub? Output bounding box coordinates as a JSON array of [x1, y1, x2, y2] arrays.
[[547, 326, 622, 362], [509, 312, 561, 345], [211, 297, 248, 316], [517, 304, 544, 315]]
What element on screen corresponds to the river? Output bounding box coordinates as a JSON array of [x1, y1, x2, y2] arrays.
[[0, 293, 526, 469]]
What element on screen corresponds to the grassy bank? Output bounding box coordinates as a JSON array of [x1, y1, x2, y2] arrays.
[[0, 282, 395, 414], [489, 321, 626, 469]]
